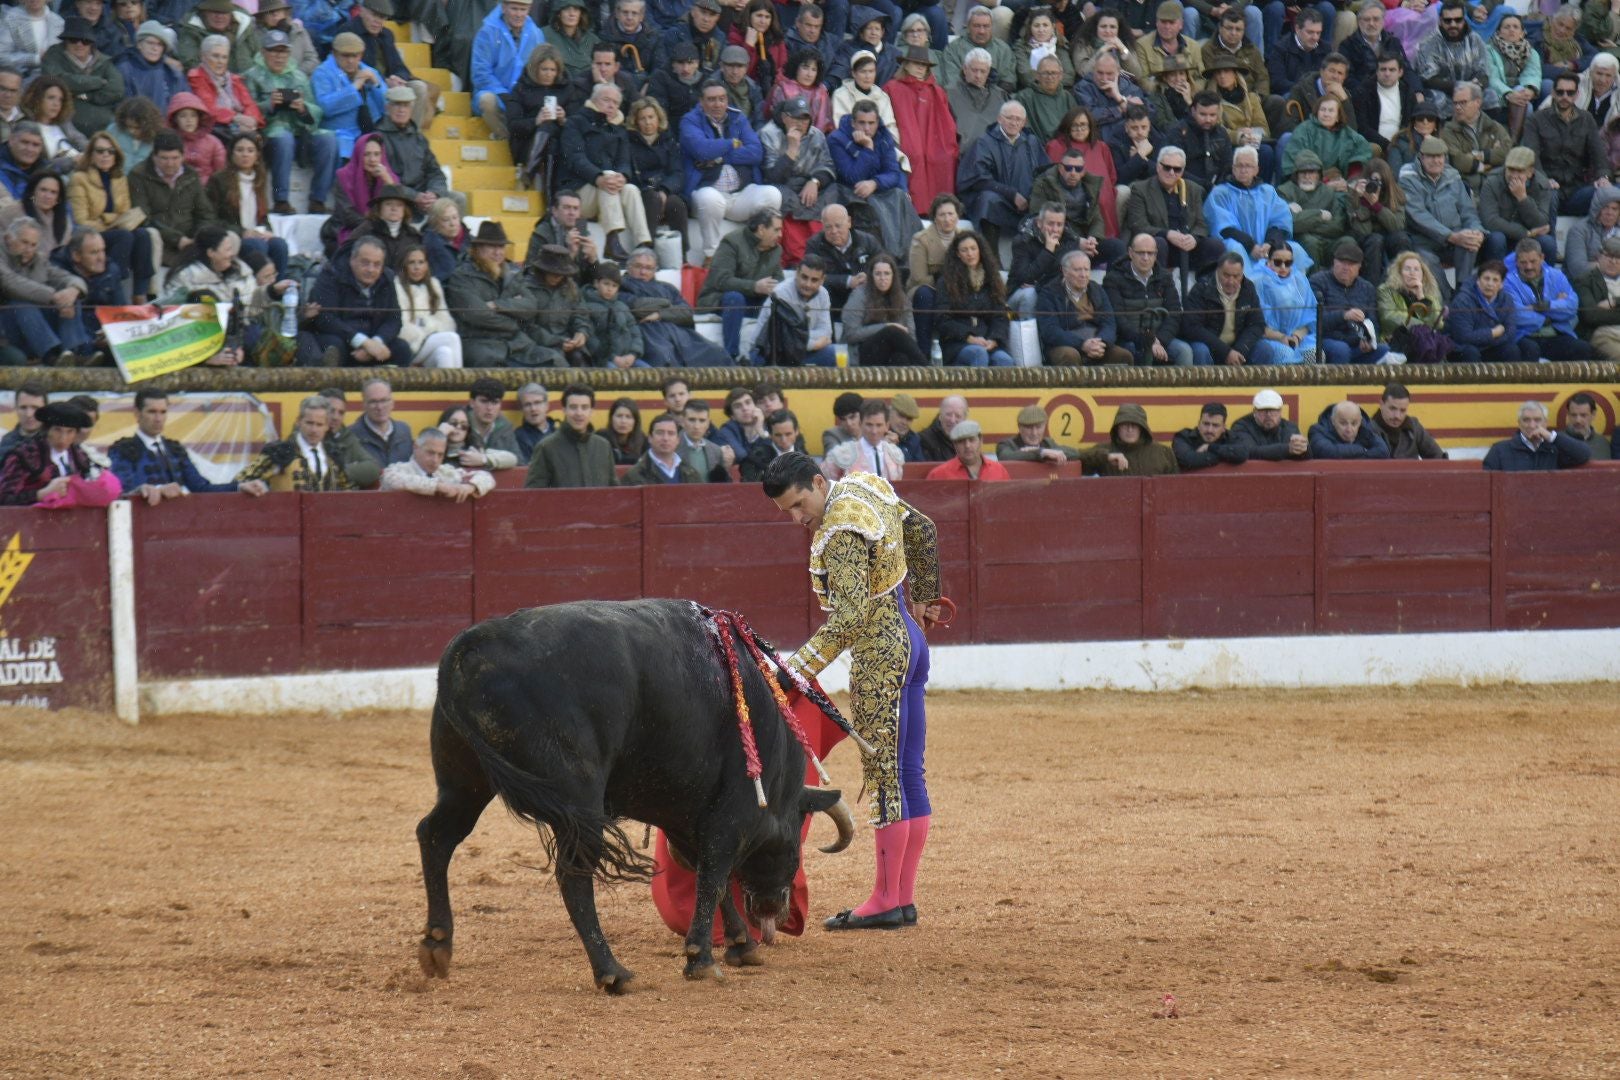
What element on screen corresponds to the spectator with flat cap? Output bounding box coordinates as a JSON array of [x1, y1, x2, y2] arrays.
[[997, 404, 1079, 463], [760, 96, 841, 266], [926, 419, 1010, 481], [1311, 238, 1389, 365], [343, 0, 438, 129], [1171, 403, 1250, 471], [176, 0, 258, 73], [655, 0, 724, 74], [117, 21, 186, 115], [1401, 133, 1499, 294], [302, 234, 411, 366], [314, 31, 387, 161], [245, 28, 336, 214], [40, 15, 125, 136], [372, 83, 453, 215], [1231, 387, 1309, 460], [446, 221, 553, 368], [1478, 146, 1558, 269], [717, 43, 765, 126], [886, 393, 923, 461], [252, 0, 317, 76], [472, 0, 546, 140], [0, 401, 104, 505]]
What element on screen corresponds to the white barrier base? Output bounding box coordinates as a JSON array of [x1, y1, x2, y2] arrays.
[[139, 628, 1620, 717]]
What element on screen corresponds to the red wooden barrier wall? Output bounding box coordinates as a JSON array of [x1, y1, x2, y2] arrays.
[[0, 509, 112, 709], [127, 466, 1620, 681]]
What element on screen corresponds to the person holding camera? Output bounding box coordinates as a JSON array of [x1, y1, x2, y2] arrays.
[[245, 29, 337, 213], [1345, 157, 1407, 284]]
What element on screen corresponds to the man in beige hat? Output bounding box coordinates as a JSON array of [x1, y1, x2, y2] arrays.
[[315, 31, 386, 159], [1399, 133, 1502, 293], [886, 393, 923, 460], [1135, 0, 1202, 85], [343, 0, 440, 128], [1478, 145, 1558, 265], [996, 404, 1078, 463], [926, 419, 1010, 480]]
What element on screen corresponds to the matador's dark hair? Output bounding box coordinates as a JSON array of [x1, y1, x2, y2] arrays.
[[762, 451, 820, 497]]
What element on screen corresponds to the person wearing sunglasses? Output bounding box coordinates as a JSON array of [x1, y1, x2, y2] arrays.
[[1120, 143, 1224, 281], [1412, 0, 1498, 121], [1253, 241, 1317, 363], [1523, 72, 1615, 217]]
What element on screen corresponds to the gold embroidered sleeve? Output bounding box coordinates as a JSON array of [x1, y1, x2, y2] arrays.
[[788, 529, 870, 679], [235, 453, 278, 484], [899, 499, 941, 604]]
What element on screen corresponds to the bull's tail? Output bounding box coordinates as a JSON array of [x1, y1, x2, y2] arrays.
[[434, 697, 655, 887]]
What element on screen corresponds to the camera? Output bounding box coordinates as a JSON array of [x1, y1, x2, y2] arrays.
[[280, 88, 300, 107], [1365, 174, 1382, 194]]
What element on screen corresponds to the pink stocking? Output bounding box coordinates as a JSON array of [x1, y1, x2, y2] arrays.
[[852, 820, 909, 917], [898, 815, 930, 906]]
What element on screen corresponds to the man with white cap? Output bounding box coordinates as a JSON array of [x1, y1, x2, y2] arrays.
[[1230, 388, 1310, 460], [925, 419, 1011, 480]]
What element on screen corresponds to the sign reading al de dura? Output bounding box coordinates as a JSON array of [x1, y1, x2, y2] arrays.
[[0, 516, 114, 712]]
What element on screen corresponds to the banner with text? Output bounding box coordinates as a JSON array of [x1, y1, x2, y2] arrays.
[[100, 303, 230, 384]]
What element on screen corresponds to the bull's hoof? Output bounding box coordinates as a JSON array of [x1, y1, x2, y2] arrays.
[[683, 955, 724, 982], [418, 927, 452, 978], [595, 963, 635, 995], [724, 939, 765, 967]]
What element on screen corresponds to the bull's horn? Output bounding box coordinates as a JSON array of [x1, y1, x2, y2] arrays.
[[816, 793, 856, 854]]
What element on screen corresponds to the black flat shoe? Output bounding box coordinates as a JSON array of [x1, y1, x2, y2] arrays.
[[900, 904, 917, 926], [824, 907, 903, 931]]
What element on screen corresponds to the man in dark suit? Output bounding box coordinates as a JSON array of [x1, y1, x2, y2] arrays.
[[108, 389, 242, 503]]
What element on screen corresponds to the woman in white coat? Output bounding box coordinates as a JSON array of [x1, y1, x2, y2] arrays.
[[394, 244, 463, 368]]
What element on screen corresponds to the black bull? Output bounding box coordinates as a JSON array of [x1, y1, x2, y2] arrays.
[[416, 599, 855, 992]]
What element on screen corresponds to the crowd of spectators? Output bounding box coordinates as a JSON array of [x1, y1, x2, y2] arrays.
[[0, 375, 1602, 506], [6, 0, 1620, 367]]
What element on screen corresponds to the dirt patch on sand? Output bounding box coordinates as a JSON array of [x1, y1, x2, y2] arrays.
[[3, 685, 1617, 1078]]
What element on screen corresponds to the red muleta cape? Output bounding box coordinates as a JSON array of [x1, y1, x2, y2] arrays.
[[650, 686, 847, 944]]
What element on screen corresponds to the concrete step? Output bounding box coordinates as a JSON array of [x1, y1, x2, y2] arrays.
[[467, 188, 539, 215], [396, 40, 430, 68], [443, 163, 519, 190], [431, 137, 512, 166], [418, 66, 455, 93], [385, 20, 415, 40], [426, 113, 491, 139], [440, 90, 472, 115]]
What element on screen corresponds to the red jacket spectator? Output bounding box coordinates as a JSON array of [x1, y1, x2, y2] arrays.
[[185, 66, 266, 132]]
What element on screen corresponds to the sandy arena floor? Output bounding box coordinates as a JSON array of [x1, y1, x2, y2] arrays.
[[3, 686, 1618, 1078]]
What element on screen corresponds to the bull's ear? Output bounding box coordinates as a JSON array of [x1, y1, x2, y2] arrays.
[[800, 787, 842, 814]]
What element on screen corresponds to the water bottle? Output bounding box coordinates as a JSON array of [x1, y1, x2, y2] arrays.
[[280, 282, 299, 338]]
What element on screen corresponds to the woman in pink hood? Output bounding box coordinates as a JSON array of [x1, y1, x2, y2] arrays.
[[165, 92, 226, 185]]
